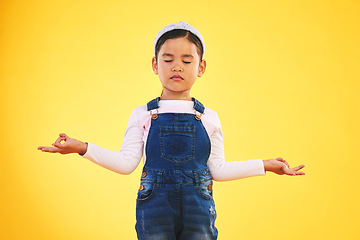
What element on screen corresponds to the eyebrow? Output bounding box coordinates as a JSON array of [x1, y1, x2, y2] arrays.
[[162, 53, 194, 58]]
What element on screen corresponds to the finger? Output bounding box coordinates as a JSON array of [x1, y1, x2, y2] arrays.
[[291, 164, 305, 171], [280, 159, 290, 168], [276, 157, 290, 168], [54, 136, 65, 145], [287, 168, 306, 176], [53, 135, 68, 148], [283, 168, 296, 176], [52, 139, 64, 148], [284, 161, 290, 168], [52, 142, 65, 148], [38, 146, 62, 153], [59, 133, 69, 140]]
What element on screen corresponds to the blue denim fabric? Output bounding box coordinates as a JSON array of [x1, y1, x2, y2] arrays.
[[135, 98, 218, 240]]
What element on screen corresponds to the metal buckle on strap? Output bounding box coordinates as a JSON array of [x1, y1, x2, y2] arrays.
[[149, 108, 159, 120], [194, 108, 203, 120]]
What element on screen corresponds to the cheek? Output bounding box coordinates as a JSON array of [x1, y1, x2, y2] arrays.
[[157, 65, 169, 81], [157, 63, 168, 73], [191, 66, 201, 75]]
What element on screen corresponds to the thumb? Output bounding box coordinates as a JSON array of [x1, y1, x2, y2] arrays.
[[276, 157, 290, 168], [59, 133, 70, 140]]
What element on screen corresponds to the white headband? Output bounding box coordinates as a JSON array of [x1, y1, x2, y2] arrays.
[[153, 21, 205, 59]]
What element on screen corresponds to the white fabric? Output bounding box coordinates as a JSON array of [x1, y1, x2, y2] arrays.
[[82, 100, 266, 181], [153, 21, 205, 59]]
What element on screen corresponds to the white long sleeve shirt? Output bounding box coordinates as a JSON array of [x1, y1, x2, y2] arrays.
[[82, 100, 266, 181]]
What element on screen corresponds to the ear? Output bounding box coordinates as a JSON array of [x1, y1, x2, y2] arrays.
[[152, 57, 158, 75], [197, 59, 206, 77]]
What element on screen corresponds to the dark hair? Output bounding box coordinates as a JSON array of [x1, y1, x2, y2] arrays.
[[154, 29, 204, 61]]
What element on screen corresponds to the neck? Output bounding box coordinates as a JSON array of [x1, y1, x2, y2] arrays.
[[160, 90, 192, 101]]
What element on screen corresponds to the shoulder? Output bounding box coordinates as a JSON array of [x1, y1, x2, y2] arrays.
[[132, 104, 148, 115], [127, 104, 149, 126], [201, 106, 222, 136], [204, 107, 221, 125]]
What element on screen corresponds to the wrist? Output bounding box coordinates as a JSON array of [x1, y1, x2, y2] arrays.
[[263, 160, 268, 172], [263, 159, 273, 172], [79, 142, 88, 155]]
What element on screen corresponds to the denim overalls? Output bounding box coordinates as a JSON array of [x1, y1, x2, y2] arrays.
[[135, 97, 218, 240]]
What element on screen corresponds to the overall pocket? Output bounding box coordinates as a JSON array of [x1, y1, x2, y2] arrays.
[[198, 179, 214, 200], [136, 180, 156, 202], [160, 124, 195, 163]]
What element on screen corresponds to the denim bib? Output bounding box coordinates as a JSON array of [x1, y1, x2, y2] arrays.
[[145, 97, 211, 171]]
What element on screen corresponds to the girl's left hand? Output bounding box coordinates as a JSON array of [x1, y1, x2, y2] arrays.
[[37, 133, 87, 155], [263, 158, 305, 176]]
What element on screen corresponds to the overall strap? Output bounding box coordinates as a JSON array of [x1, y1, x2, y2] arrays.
[[192, 97, 205, 114], [147, 97, 160, 111], [146, 97, 205, 120], [147, 97, 204, 113]]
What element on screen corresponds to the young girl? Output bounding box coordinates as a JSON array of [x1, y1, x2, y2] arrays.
[[38, 21, 305, 240]]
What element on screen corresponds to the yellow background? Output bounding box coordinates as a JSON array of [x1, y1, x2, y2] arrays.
[[1, 0, 359, 239]]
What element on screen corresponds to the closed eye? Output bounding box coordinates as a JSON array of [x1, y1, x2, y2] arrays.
[[183, 61, 191, 64], [164, 60, 172, 62]]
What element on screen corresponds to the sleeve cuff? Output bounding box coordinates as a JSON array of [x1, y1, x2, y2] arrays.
[[251, 159, 266, 175]]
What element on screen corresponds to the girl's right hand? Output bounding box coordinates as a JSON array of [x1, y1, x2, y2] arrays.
[[37, 133, 88, 155]]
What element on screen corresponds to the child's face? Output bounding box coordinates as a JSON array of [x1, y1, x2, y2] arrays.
[[152, 36, 206, 99]]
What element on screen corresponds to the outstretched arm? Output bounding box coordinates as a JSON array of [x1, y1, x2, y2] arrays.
[[206, 111, 305, 180], [37, 107, 144, 175], [263, 157, 305, 176], [38, 133, 87, 155]]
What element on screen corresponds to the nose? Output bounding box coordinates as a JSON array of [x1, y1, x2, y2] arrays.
[[172, 64, 183, 72]]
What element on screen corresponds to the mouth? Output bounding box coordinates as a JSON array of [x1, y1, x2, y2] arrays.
[[171, 75, 184, 81]]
